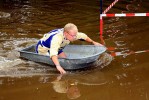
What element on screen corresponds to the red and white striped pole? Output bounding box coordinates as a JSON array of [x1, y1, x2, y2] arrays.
[[100, 13, 149, 36], [100, 0, 119, 36], [110, 49, 149, 57], [99, 0, 105, 44], [101, 13, 149, 17], [103, 0, 119, 14]]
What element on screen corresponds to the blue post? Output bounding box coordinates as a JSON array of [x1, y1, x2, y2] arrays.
[[100, 0, 103, 14]]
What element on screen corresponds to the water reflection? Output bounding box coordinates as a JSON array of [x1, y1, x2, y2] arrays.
[[51, 75, 81, 99], [50, 70, 108, 99]]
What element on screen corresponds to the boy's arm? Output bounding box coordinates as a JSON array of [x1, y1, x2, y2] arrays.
[[77, 32, 103, 46], [51, 55, 66, 74], [50, 35, 66, 74], [85, 37, 103, 46]]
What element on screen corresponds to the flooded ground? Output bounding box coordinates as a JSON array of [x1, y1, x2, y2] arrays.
[[0, 0, 149, 100]]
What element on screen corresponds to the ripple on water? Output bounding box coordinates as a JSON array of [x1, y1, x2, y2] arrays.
[[0, 57, 57, 78], [0, 12, 11, 18]]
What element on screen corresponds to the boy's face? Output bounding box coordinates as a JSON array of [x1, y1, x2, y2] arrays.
[[65, 30, 77, 41]]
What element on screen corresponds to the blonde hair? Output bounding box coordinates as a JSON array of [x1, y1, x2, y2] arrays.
[[64, 23, 78, 33]]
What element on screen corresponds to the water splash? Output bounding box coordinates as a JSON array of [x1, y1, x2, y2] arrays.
[[0, 38, 58, 77], [95, 53, 113, 68], [0, 56, 24, 69]]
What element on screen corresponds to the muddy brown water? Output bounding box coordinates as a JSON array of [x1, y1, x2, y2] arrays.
[[0, 0, 149, 100]]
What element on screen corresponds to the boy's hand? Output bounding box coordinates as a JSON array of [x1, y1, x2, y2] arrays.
[[56, 65, 66, 74], [92, 41, 103, 46]]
